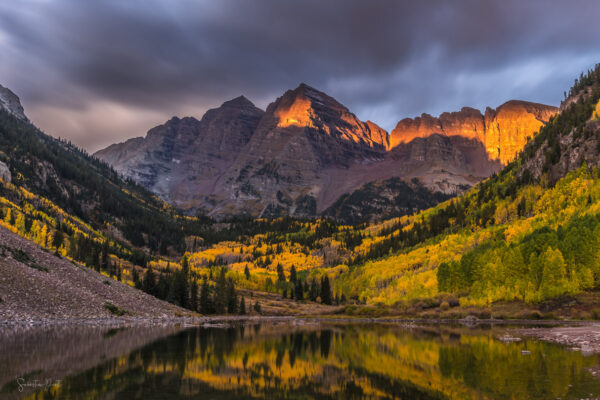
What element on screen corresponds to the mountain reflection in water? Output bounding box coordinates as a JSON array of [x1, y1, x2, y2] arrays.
[[3, 322, 600, 399]]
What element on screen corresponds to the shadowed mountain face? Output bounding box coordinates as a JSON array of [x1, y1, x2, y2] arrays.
[[95, 84, 557, 220], [95, 96, 265, 205]]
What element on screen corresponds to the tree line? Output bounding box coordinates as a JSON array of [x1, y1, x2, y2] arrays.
[[132, 255, 258, 315]]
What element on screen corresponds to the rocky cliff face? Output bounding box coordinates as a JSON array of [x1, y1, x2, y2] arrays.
[[95, 84, 557, 220], [0, 161, 11, 183], [0, 84, 28, 121], [204, 84, 389, 217], [391, 101, 558, 164], [95, 96, 264, 204]]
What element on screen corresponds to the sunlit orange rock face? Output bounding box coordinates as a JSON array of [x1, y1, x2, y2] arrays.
[[390, 101, 558, 164], [274, 83, 388, 149]]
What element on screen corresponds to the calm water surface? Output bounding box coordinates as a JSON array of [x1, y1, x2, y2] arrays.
[[2, 322, 600, 399]]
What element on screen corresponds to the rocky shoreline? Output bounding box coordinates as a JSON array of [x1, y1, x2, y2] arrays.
[[0, 315, 301, 328], [515, 325, 600, 354], [1, 314, 596, 328]]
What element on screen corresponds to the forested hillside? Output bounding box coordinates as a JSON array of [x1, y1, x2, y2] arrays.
[[0, 108, 274, 315], [175, 64, 600, 314], [3, 65, 600, 318], [337, 64, 600, 306], [0, 109, 202, 254]]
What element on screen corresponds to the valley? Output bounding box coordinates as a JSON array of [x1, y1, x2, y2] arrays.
[[4, 2, 600, 398], [2, 65, 600, 325]]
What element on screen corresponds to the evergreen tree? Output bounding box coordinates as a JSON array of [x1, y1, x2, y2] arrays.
[[253, 301, 261, 314], [101, 240, 109, 270], [214, 267, 228, 314], [168, 270, 188, 308], [143, 267, 156, 296], [190, 277, 198, 312], [24, 217, 32, 233], [277, 263, 285, 281], [244, 264, 251, 280], [295, 280, 304, 301], [91, 248, 100, 271], [517, 197, 527, 217], [156, 272, 169, 300], [52, 230, 64, 249], [239, 296, 246, 315], [227, 278, 237, 314], [132, 267, 141, 289], [309, 279, 319, 301], [289, 265, 297, 283], [181, 254, 189, 276], [68, 235, 77, 259], [320, 276, 332, 305], [200, 277, 211, 314]]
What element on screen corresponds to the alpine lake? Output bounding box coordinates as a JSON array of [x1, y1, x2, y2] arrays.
[[2, 320, 600, 399]]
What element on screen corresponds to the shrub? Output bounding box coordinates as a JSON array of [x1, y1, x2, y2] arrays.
[[104, 302, 126, 316]]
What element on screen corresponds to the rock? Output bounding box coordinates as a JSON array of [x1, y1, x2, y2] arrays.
[[498, 335, 522, 342], [0, 84, 28, 121], [460, 315, 480, 326], [0, 160, 10, 183], [390, 100, 558, 164]]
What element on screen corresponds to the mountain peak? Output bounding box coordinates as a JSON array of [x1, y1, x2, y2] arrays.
[[493, 100, 558, 122], [272, 83, 348, 128], [268, 83, 389, 151], [222, 95, 255, 108], [296, 82, 314, 91], [286, 82, 330, 103], [0, 84, 28, 121]]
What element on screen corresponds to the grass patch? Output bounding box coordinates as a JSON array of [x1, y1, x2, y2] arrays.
[[29, 262, 49, 273], [10, 248, 49, 272], [11, 248, 30, 263], [104, 302, 127, 316]]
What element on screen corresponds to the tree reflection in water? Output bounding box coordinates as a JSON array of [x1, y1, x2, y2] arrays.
[[8, 323, 600, 400]]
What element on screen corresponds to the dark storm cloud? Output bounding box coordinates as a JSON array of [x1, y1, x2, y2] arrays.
[[1, 0, 600, 151]]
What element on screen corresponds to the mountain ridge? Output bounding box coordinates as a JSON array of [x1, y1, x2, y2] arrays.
[[390, 100, 558, 164], [95, 83, 556, 221]]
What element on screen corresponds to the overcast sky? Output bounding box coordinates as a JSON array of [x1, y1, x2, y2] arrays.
[[1, 0, 600, 152]]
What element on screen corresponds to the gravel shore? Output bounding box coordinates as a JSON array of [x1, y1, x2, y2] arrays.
[[515, 324, 600, 354]]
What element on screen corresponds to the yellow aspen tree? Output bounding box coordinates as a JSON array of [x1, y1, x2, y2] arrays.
[[38, 224, 48, 247], [14, 212, 25, 234]]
